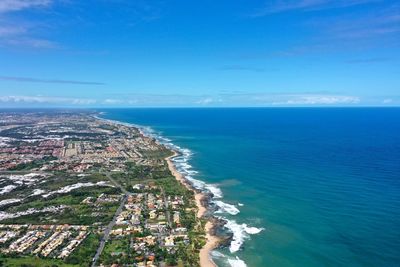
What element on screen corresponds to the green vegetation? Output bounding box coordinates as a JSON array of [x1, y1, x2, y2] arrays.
[[140, 148, 173, 160], [110, 161, 173, 190], [65, 233, 101, 266], [2, 181, 121, 225], [0, 254, 78, 267], [99, 237, 134, 266], [155, 176, 194, 200], [0, 113, 206, 267]]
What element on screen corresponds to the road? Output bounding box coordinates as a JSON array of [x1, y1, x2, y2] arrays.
[[104, 172, 130, 195], [161, 188, 172, 227], [2, 170, 135, 266], [91, 194, 128, 267], [91, 172, 131, 267]]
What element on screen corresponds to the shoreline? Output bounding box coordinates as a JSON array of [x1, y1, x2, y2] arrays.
[[95, 114, 222, 267], [165, 151, 220, 267]]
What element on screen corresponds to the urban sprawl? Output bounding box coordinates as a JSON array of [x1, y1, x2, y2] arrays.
[[0, 112, 205, 267]]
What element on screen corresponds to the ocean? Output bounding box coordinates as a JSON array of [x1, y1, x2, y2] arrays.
[[100, 108, 400, 267]]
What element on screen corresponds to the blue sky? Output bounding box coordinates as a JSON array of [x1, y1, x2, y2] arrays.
[[0, 0, 399, 107]]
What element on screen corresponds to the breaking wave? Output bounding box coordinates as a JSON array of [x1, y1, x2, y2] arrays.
[[97, 115, 264, 267], [214, 201, 240, 215], [151, 131, 264, 266], [223, 219, 265, 253], [211, 251, 247, 267], [227, 257, 247, 267]]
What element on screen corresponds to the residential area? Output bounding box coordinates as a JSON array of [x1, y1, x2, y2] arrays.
[[0, 112, 204, 267]]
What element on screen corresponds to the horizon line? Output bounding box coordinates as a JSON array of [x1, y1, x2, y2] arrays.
[[1, 106, 400, 109]]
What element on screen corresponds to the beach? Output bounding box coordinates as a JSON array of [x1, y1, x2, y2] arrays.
[[97, 115, 221, 266], [100, 108, 400, 267], [166, 152, 219, 267], [98, 114, 224, 267]]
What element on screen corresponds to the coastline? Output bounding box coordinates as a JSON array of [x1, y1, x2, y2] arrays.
[[95, 114, 224, 267], [166, 152, 220, 267]]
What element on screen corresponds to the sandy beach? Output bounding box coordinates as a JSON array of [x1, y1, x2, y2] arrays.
[[199, 221, 221, 267], [166, 152, 219, 267]]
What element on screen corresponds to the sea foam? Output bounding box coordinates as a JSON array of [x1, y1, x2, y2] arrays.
[[227, 257, 247, 267], [211, 251, 247, 267], [214, 201, 240, 215], [207, 184, 223, 198], [136, 123, 263, 261], [224, 219, 265, 253], [96, 116, 264, 267]]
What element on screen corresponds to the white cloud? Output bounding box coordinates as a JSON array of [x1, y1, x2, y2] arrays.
[[0, 1, 56, 49], [0, 25, 58, 49], [382, 98, 393, 104], [272, 95, 360, 105], [0, 95, 96, 105], [103, 99, 124, 104], [0, 94, 366, 107], [71, 98, 96, 105], [0, 0, 52, 13], [195, 96, 225, 105], [196, 97, 214, 105]]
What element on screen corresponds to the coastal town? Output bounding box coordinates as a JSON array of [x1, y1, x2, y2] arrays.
[[0, 111, 209, 267]]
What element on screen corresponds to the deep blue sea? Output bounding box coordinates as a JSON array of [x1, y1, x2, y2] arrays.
[[101, 108, 400, 267]]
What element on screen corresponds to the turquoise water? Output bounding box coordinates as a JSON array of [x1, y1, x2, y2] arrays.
[[101, 108, 400, 267]]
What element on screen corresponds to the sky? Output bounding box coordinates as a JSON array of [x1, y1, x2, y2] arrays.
[[0, 0, 399, 107]]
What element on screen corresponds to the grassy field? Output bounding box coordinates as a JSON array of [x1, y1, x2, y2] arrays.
[[64, 233, 101, 266], [0, 255, 79, 267], [99, 237, 132, 266]]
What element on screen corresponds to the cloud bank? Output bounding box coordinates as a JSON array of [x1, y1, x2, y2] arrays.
[[0, 93, 370, 107], [0, 96, 96, 105], [271, 95, 360, 105]]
